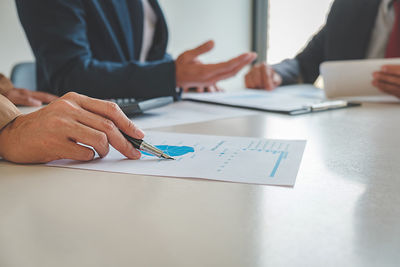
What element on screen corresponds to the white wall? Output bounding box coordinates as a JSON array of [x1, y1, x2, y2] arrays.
[[268, 0, 334, 64], [0, 0, 252, 89], [159, 0, 253, 89], [0, 1, 34, 77]]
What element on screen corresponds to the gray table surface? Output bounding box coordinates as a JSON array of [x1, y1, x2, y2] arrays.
[[0, 103, 399, 267]]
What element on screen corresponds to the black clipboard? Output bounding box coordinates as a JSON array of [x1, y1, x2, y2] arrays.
[[184, 98, 361, 115]]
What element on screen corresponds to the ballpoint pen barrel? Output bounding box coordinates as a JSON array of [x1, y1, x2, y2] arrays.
[[120, 131, 174, 159], [140, 142, 165, 158], [140, 142, 174, 160]]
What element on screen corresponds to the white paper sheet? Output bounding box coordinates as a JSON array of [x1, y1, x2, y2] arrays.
[[184, 85, 325, 112], [48, 132, 306, 186], [131, 101, 257, 129], [320, 58, 400, 100]]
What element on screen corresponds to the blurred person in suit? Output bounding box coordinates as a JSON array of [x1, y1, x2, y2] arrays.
[[16, 0, 256, 100], [245, 0, 400, 99]]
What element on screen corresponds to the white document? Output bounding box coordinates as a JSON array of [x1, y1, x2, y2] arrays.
[[48, 132, 306, 186], [132, 101, 257, 129], [184, 85, 325, 113], [320, 58, 400, 102]]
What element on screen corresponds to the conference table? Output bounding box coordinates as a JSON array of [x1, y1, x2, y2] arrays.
[[0, 101, 399, 267]]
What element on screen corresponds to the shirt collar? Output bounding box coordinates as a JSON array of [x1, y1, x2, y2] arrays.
[[383, 0, 394, 14]]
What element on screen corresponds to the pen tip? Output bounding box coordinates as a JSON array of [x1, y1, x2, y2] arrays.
[[161, 154, 175, 160]]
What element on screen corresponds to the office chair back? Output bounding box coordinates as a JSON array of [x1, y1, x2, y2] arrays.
[[10, 62, 37, 91]]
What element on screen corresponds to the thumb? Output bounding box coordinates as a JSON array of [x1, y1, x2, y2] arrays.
[[184, 40, 215, 60]]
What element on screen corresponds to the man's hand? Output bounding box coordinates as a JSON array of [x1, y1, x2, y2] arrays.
[[4, 88, 58, 106], [175, 40, 257, 92], [245, 63, 282, 90], [0, 92, 144, 163], [372, 65, 400, 98]]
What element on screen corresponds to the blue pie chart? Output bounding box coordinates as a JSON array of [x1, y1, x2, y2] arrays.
[[142, 145, 195, 157]]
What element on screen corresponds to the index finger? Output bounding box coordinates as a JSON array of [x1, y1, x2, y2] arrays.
[[185, 40, 215, 60], [70, 93, 145, 140], [205, 52, 257, 78], [206, 53, 257, 83]]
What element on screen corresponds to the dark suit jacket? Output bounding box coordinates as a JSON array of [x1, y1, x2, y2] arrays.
[[273, 0, 382, 85], [16, 0, 177, 99]]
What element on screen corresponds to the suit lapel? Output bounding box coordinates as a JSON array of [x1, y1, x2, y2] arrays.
[[146, 0, 169, 60], [112, 0, 168, 61], [90, 1, 127, 59], [353, 0, 382, 58], [131, 0, 144, 59], [326, 0, 382, 60], [121, 0, 143, 59]]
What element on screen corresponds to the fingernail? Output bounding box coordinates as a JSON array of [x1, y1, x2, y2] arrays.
[[382, 66, 388, 72], [246, 54, 255, 60], [134, 128, 145, 138], [131, 149, 142, 159]]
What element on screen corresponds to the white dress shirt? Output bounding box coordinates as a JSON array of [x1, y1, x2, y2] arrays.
[[140, 0, 158, 62], [366, 0, 396, 58]]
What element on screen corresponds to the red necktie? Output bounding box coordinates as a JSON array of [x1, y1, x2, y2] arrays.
[[386, 0, 400, 58]]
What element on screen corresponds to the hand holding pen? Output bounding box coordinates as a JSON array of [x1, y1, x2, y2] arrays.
[[120, 131, 174, 160]]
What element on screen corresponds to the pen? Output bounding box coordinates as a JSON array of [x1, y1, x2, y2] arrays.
[[120, 131, 175, 160], [310, 100, 348, 111]]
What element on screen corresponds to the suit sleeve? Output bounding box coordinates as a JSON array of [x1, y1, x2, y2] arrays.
[[272, 59, 302, 85], [16, 0, 177, 99], [295, 27, 327, 84], [272, 26, 327, 85]]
